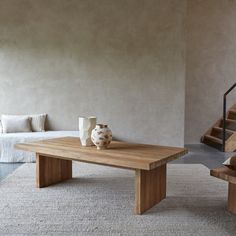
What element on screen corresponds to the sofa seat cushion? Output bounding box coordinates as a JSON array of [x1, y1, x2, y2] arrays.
[[0, 131, 80, 162]]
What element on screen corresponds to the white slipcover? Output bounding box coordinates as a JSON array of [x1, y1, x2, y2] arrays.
[[0, 131, 80, 162]]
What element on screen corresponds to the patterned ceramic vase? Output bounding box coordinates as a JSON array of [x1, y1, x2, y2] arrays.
[[79, 116, 96, 146], [91, 124, 112, 150]]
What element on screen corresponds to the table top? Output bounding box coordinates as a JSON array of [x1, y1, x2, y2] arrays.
[[15, 137, 188, 170], [211, 166, 236, 184]]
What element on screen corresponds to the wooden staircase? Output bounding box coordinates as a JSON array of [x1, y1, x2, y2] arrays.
[[201, 103, 236, 152]]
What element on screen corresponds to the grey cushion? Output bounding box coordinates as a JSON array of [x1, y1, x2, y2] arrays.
[[1, 115, 32, 133], [30, 114, 47, 132]]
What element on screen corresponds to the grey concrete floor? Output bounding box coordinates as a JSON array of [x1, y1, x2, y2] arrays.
[[173, 144, 235, 169], [0, 144, 235, 181]]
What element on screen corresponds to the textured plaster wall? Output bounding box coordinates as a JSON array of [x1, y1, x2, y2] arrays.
[[185, 0, 236, 143], [0, 0, 186, 146]]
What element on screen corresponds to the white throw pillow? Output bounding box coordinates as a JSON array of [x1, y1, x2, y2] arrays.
[[0, 120, 2, 133], [30, 114, 47, 132], [1, 115, 32, 133]]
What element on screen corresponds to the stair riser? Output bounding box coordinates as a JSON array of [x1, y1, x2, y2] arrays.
[[228, 113, 236, 120], [203, 138, 222, 151], [211, 130, 232, 140]]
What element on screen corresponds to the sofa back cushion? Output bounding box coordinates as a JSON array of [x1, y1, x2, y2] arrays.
[[1, 115, 32, 133], [30, 114, 47, 132]]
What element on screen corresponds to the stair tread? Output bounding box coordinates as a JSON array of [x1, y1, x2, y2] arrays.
[[226, 118, 236, 123], [205, 135, 223, 144], [212, 127, 234, 134]]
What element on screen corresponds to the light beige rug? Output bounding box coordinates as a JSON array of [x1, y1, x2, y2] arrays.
[[0, 163, 235, 236]]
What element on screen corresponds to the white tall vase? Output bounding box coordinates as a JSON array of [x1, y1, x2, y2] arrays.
[[79, 116, 96, 146]]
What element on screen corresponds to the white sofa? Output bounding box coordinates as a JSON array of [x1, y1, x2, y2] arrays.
[[0, 131, 80, 162]]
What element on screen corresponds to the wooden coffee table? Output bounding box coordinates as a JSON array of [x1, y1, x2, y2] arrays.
[[15, 137, 187, 214]]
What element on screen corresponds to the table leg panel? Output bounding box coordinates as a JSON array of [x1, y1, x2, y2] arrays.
[[228, 183, 236, 214], [36, 154, 72, 188], [135, 164, 166, 214]]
